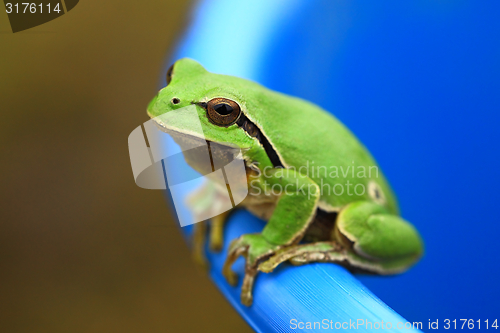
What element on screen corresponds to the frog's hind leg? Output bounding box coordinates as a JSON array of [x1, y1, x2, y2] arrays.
[[258, 242, 346, 273], [257, 240, 393, 275], [334, 201, 424, 273], [259, 201, 424, 274], [209, 210, 232, 252], [187, 180, 234, 267], [192, 211, 234, 270]]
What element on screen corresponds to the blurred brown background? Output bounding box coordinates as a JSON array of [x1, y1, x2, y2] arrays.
[[0, 1, 252, 332]]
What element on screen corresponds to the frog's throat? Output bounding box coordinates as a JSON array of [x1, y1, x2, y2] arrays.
[[150, 116, 237, 149]]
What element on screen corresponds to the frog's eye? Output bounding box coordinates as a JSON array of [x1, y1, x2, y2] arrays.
[[166, 64, 174, 86], [368, 181, 386, 205], [206, 98, 241, 127]]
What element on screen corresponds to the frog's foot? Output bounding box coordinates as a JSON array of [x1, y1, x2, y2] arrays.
[[191, 211, 232, 269], [222, 234, 280, 306], [186, 181, 233, 265], [208, 211, 231, 252], [258, 242, 344, 273]]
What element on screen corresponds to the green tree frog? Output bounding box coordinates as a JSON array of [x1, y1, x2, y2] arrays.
[[147, 58, 424, 306]]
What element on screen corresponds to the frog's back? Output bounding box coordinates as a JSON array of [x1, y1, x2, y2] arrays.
[[243, 81, 398, 214]]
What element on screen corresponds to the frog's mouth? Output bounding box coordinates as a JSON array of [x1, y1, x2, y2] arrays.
[[150, 116, 245, 176], [150, 112, 238, 149]]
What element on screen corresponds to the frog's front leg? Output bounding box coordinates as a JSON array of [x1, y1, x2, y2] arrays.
[[188, 181, 233, 269], [192, 220, 208, 269], [222, 169, 320, 306], [208, 211, 231, 251], [192, 211, 232, 269]]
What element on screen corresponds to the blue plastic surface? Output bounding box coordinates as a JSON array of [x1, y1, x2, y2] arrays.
[[181, 213, 420, 333], [165, 0, 500, 331]]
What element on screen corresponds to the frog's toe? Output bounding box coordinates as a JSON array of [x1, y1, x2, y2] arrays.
[[192, 250, 208, 270], [208, 211, 230, 252], [224, 269, 238, 286], [241, 266, 258, 306], [222, 241, 247, 285], [226, 234, 277, 268], [192, 221, 209, 270], [209, 233, 223, 252], [258, 247, 297, 273], [222, 234, 280, 305], [258, 242, 345, 272]]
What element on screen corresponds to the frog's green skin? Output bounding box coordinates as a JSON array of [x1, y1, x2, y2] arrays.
[[147, 58, 424, 306]]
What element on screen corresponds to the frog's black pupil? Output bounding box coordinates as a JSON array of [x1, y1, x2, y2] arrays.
[[214, 103, 233, 115], [375, 189, 380, 198]]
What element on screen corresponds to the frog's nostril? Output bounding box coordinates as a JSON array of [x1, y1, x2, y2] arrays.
[[171, 98, 180, 105]]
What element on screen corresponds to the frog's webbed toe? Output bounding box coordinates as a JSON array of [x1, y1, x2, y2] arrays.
[[187, 181, 234, 267], [192, 221, 208, 270], [222, 234, 280, 306], [241, 266, 258, 306], [258, 242, 345, 273], [191, 211, 233, 270], [208, 211, 231, 252]]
